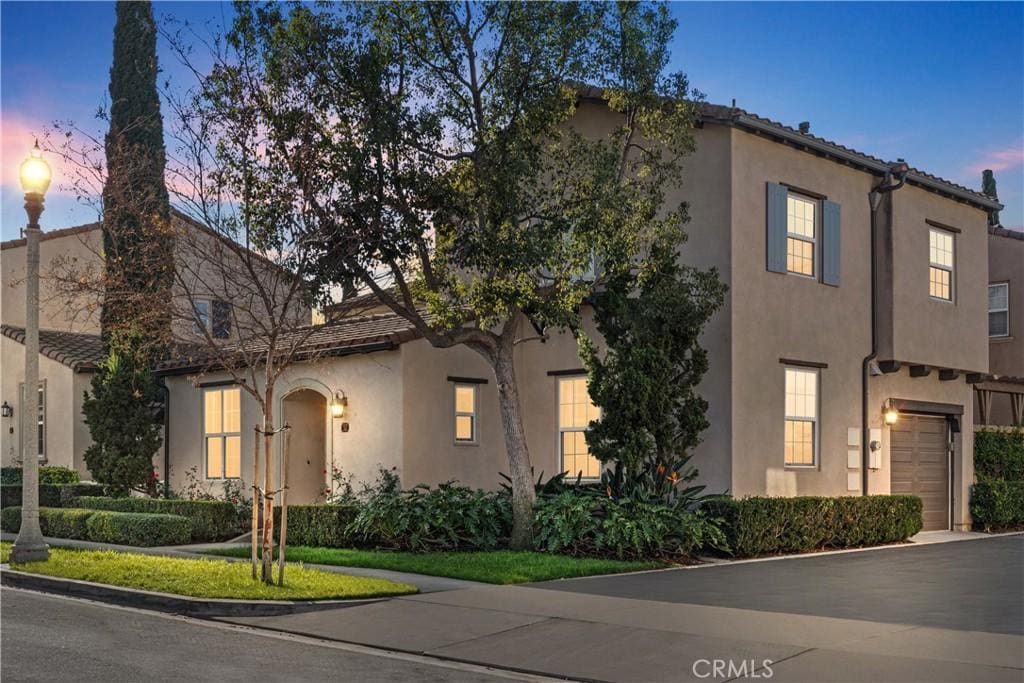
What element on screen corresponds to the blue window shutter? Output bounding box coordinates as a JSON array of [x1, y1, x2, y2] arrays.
[[822, 200, 841, 286], [766, 182, 788, 273]]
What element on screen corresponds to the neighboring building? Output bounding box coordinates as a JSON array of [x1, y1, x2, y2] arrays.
[[153, 101, 1000, 531], [975, 225, 1024, 427]]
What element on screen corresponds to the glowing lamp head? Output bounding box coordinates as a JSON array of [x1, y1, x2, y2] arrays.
[[331, 392, 347, 419], [884, 405, 899, 425], [19, 141, 52, 197]]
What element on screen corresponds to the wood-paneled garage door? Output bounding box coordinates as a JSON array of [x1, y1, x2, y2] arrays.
[[890, 414, 950, 531]]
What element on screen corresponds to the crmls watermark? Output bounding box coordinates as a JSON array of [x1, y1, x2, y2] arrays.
[[692, 659, 774, 679]]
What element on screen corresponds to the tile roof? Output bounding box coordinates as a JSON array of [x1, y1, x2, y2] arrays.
[[1, 325, 105, 372], [157, 311, 422, 375], [990, 225, 1024, 241]]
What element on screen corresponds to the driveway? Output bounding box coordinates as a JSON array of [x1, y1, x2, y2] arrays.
[[534, 534, 1024, 636]]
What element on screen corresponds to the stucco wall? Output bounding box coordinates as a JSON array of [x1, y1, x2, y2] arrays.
[[987, 230, 1024, 378]]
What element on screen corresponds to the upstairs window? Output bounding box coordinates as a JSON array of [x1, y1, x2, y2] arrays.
[[558, 376, 601, 479], [194, 298, 231, 338], [454, 384, 477, 443], [786, 193, 817, 277], [193, 299, 210, 335], [989, 283, 1010, 337], [929, 228, 955, 301], [784, 368, 817, 467], [204, 387, 241, 479]]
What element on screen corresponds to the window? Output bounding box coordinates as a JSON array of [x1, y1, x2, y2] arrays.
[[204, 387, 241, 478], [929, 228, 954, 301], [989, 283, 1010, 337], [18, 382, 45, 460], [786, 193, 817, 277], [558, 376, 601, 478], [454, 384, 477, 443], [784, 368, 817, 467], [193, 299, 211, 335]]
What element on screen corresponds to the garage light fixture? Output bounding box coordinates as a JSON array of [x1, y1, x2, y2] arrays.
[[883, 401, 899, 425], [331, 391, 348, 419], [1, 402, 11, 418]]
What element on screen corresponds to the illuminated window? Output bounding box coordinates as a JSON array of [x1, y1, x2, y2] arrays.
[[204, 387, 241, 479], [558, 376, 601, 478], [786, 194, 817, 277], [784, 368, 817, 467], [989, 283, 1009, 337], [929, 228, 954, 301], [454, 384, 477, 443]]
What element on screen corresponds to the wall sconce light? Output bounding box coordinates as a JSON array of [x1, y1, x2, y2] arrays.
[[331, 391, 348, 419], [1, 402, 12, 419], [883, 401, 899, 425]]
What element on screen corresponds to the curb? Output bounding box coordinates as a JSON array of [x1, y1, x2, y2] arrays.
[[0, 568, 388, 617]]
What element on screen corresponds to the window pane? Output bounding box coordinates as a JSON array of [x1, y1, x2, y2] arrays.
[[990, 311, 1009, 337], [455, 386, 475, 414], [929, 229, 953, 267], [785, 419, 814, 465], [988, 284, 1008, 310], [224, 436, 241, 478], [207, 437, 223, 478], [455, 415, 474, 441], [787, 195, 815, 239], [785, 369, 817, 419], [204, 391, 222, 434], [194, 300, 210, 334], [787, 237, 814, 276], [222, 388, 241, 433], [930, 267, 951, 300]]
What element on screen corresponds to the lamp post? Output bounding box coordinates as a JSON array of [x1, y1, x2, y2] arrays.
[[11, 141, 51, 564]]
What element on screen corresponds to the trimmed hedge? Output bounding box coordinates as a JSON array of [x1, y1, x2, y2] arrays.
[[1, 466, 80, 485], [76, 497, 240, 542], [59, 483, 108, 508], [975, 429, 1024, 481], [701, 495, 923, 558], [85, 510, 192, 547], [273, 504, 359, 548], [0, 484, 63, 509], [971, 481, 1024, 531], [1, 506, 192, 547]]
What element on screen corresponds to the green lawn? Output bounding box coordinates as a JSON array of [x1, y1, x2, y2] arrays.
[[205, 545, 664, 584], [0, 542, 416, 600]]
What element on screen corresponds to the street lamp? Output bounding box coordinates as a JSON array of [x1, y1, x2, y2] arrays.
[[11, 141, 51, 564]]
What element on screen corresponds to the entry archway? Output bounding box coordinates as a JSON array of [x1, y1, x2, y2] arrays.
[[280, 388, 328, 504]]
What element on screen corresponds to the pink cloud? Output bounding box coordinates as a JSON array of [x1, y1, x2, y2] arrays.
[[965, 140, 1024, 175], [1, 114, 90, 199]]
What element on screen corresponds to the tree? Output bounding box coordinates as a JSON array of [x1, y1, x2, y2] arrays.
[[580, 243, 725, 501], [82, 337, 164, 496], [190, 1, 702, 548], [982, 169, 1000, 226]]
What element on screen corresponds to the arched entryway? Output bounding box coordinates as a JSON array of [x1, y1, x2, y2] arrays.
[[281, 388, 328, 504]]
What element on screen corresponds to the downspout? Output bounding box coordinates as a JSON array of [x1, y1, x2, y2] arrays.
[[158, 379, 170, 498], [862, 163, 908, 495]]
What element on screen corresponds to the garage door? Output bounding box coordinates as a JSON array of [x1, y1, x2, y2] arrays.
[[890, 415, 950, 531]]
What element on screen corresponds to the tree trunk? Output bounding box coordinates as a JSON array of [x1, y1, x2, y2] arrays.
[[261, 390, 275, 584], [250, 425, 260, 580], [277, 425, 290, 586], [492, 341, 536, 550]]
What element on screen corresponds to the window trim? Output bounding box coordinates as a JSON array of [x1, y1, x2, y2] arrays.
[[783, 366, 819, 469], [988, 282, 1010, 338], [453, 383, 478, 445], [928, 227, 956, 303], [556, 374, 602, 480], [18, 380, 46, 461], [786, 191, 818, 279], [203, 387, 241, 480]]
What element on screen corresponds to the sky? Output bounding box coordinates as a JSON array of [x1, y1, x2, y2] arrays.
[[1, 1, 1021, 241]]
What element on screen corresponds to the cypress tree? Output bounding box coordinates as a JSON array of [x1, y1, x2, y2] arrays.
[[101, 0, 173, 362], [982, 169, 1000, 227]]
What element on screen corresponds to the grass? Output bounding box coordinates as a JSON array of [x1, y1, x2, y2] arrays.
[[0, 542, 416, 600], [204, 545, 664, 584]]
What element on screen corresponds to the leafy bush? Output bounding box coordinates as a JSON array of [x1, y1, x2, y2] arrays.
[[76, 496, 240, 542], [970, 481, 1024, 531], [2, 506, 95, 539], [974, 429, 1024, 482], [273, 504, 359, 548], [85, 510, 191, 547], [701, 495, 923, 558], [0, 484, 63, 509], [348, 482, 511, 551], [533, 492, 603, 555], [59, 483, 109, 508], [1, 466, 80, 485]]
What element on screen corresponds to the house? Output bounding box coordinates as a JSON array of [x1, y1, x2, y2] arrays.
[[0, 209, 310, 478], [150, 101, 1001, 532], [975, 225, 1024, 426]]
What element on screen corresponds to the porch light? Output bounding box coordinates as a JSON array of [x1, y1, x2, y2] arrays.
[[1, 402, 12, 418], [883, 402, 899, 425], [19, 141, 52, 197], [331, 391, 348, 419]]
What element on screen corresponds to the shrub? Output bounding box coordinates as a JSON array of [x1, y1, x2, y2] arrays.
[[1, 506, 95, 539], [348, 482, 511, 551], [974, 429, 1024, 482], [85, 510, 192, 547], [273, 504, 359, 548], [76, 496, 240, 542], [701, 495, 923, 558], [970, 481, 1024, 531], [1, 466, 79, 485], [59, 483, 109, 508], [0, 484, 63, 509], [533, 492, 603, 555]]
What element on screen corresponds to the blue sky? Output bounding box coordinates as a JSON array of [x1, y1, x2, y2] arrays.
[[2, 1, 1021, 240]]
